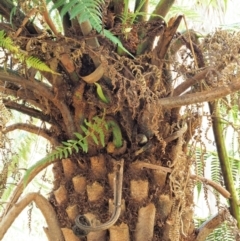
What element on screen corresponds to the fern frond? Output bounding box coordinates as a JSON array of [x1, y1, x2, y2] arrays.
[[50, 0, 133, 57], [205, 221, 235, 241], [211, 155, 221, 185], [23, 115, 123, 186], [0, 30, 59, 75], [0, 30, 18, 53], [19, 54, 59, 75], [95, 83, 109, 103]]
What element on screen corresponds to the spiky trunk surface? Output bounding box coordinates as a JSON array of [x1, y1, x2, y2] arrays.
[[50, 136, 195, 241]]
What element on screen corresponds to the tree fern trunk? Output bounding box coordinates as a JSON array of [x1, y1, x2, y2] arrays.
[[50, 149, 194, 240]]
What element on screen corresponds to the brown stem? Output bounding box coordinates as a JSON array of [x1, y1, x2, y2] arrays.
[[159, 77, 240, 108], [0, 192, 64, 241], [14, 8, 38, 37], [137, 0, 175, 55], [191, 175, 230, 199], [156, 15, 183, 60], [112, 0, 125, 16], [0, 86, 49, 112], [0, 70, 75, 137], [52, 0, 71, 35], [172, 68, 215, 97], [194, 208, 229, 241], [42, 1, 58, 35], [164, 122, 187, 143], [4, 101, 58, 126], [3, 123, 58, 146], [2, 157, 59, 217]]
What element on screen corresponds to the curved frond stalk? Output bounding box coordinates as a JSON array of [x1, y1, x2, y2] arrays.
[[0, 69, 75, 137], [0, 192, 64, 241], [2, 154, 58, 217], [2, 123, 58, 146], [158, 76, 240, 108], [195, 208, 232, 241]]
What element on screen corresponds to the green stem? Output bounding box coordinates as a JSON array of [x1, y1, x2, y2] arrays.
[[134, 0, 149, 22], [107, 120, 123, 148], [209, 101, 240, 228], [136, 0, 175, 55], [150, 0, 175, 21]]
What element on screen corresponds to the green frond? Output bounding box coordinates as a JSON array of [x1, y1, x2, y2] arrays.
[[195, 217, 235, 241], [211, 155, 221, 184], [74, 132, 84, 140], [81, 124, 90, 135], [107, 119, 123, 148], [10, 6, 17, 27], [24, 56, 60, 75], [23, 113, 123, 186], [49, 0, 133, 57], [91, 132, 99, 145], [195, 149, 205, 199], [230, 157, 240, 182], [52, 0, 104, 31], [0, 30, 59, 75], [0, 30, 18, 53], [206, 222, 235, 241], [80, 138, 88, 153], [95, 83, 109, 103]]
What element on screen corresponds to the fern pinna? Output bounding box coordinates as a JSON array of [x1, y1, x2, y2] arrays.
[[0, 30, 58, 74], [23, 115, 122, 184], [49, 0, 132, 56]]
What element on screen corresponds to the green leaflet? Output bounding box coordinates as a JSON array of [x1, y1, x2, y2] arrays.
[[49, 0, 134, 57], [107, 120, 123, 148], [0, 30, 59, 75], [94, 83, 109, 103], [23, 115, 123, 186], [0, 30, 18, 53]]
